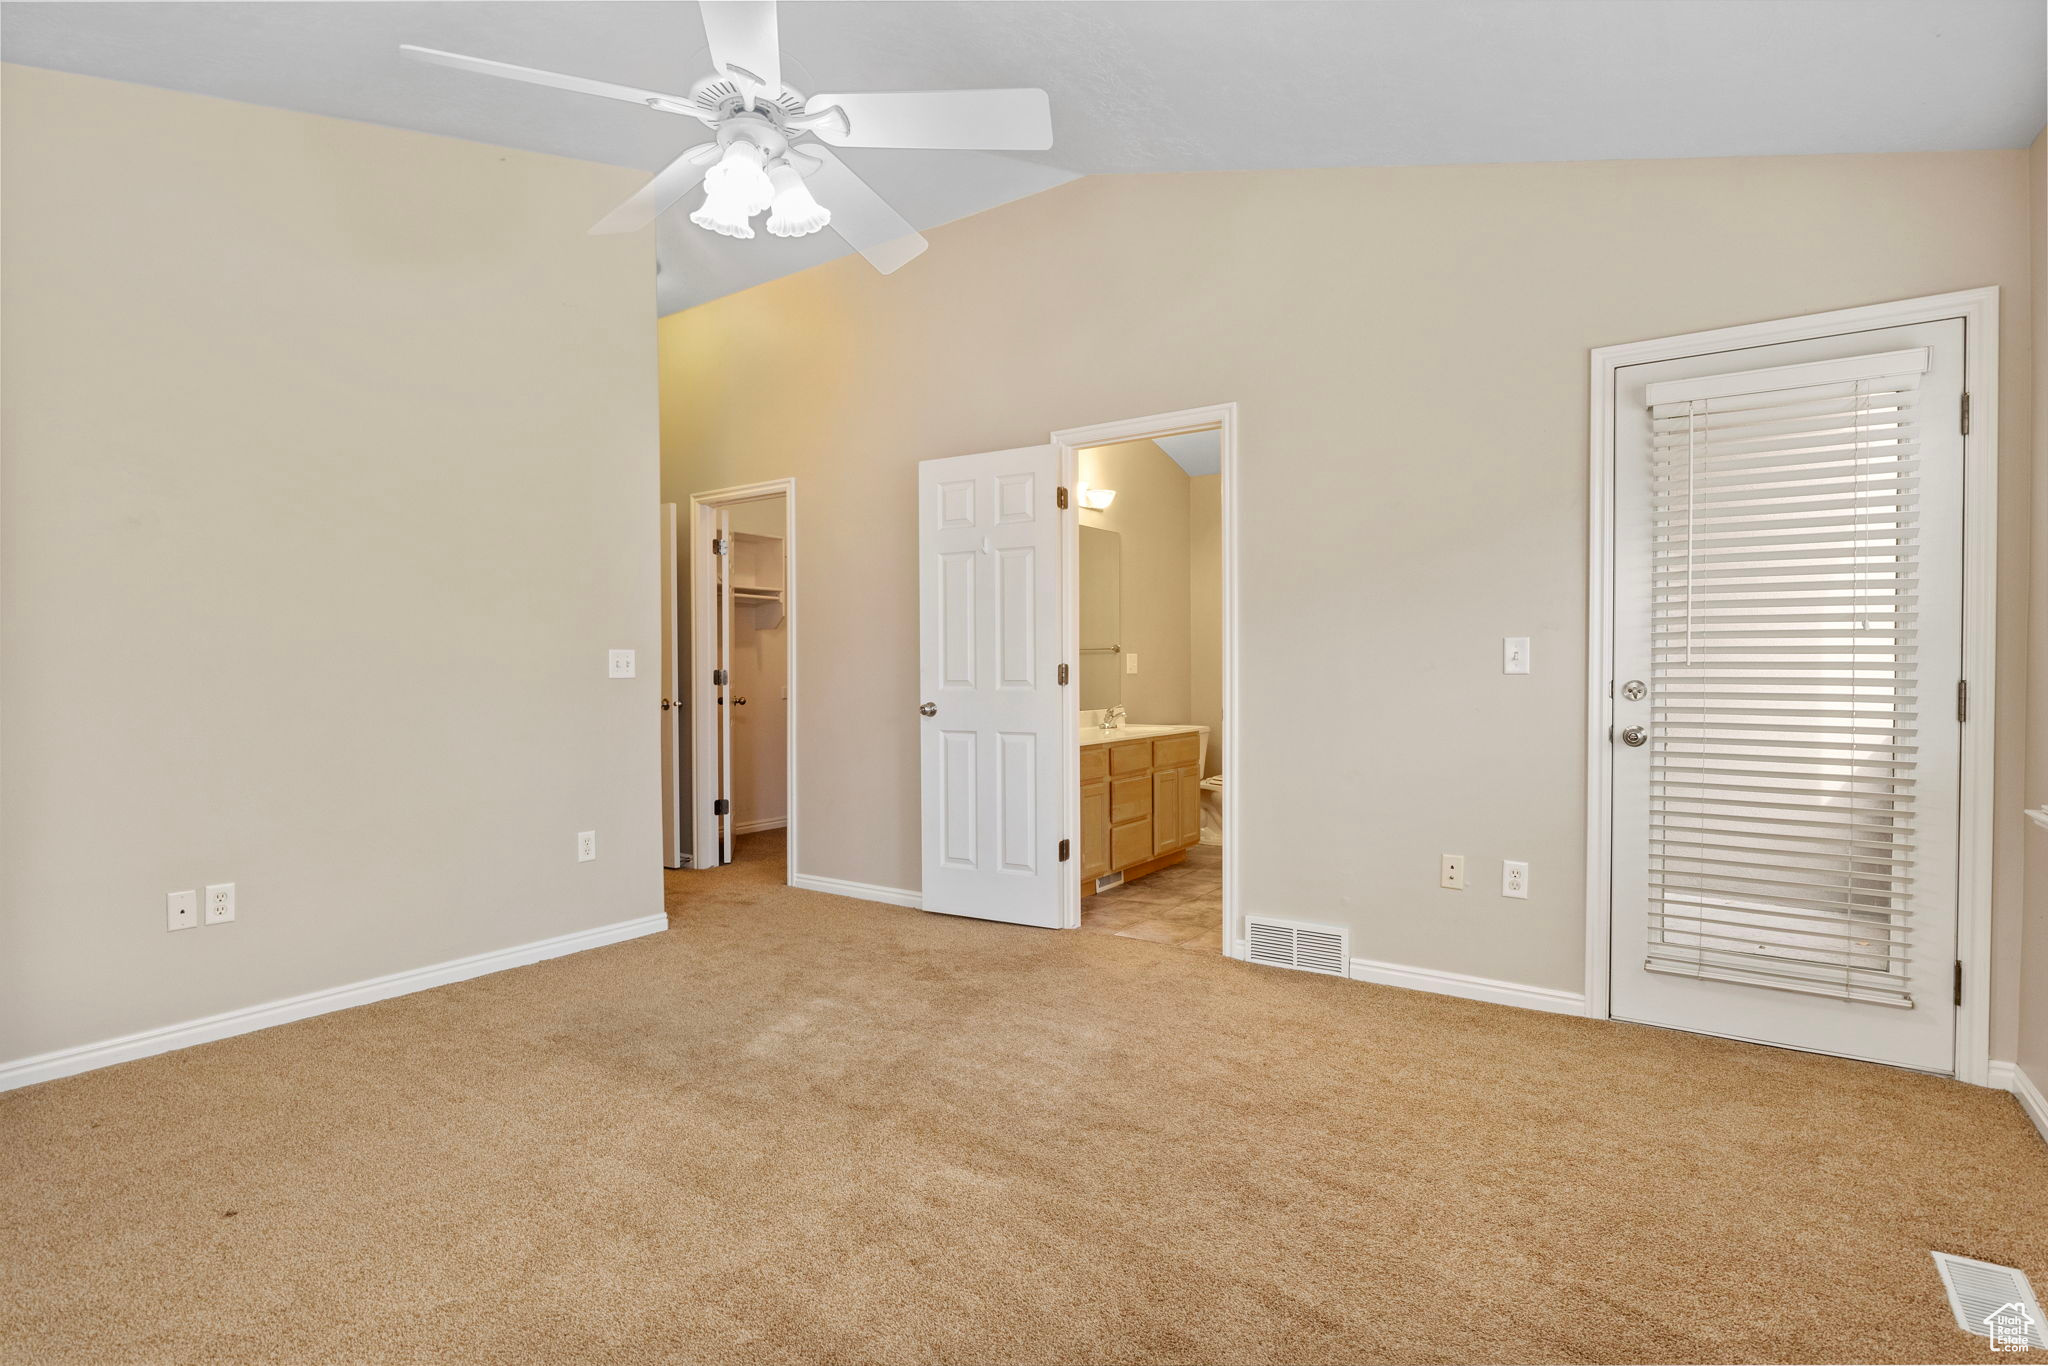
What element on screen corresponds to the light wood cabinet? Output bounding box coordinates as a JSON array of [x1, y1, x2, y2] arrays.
[[1079, 779, 1110, 880], [1080, 732, 1201, 894]]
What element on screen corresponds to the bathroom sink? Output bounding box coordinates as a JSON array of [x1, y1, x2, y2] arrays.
[[1077, 722, 1203, 743]]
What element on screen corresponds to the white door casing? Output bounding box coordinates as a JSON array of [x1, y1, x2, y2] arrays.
[[1608, 319, 1965, 1073], [918, 446, 1065, 927], [715, 506, 735, 865], [660, 502, 683, 868]]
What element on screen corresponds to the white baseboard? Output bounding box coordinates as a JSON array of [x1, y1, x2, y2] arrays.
[[1347, 954, 1588, 1017], [0, 913, 668, 1094], [733, 816, 787, 834], [788, 872, 922, 910], [1992, 1060, 2048, 1144]]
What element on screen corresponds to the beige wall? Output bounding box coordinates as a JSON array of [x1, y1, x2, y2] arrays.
[[1190, 475, 1223, 779], [2025, 126, 2048, 1085], [1078, 439, 1191, 723], [1, 67, 661, 1064], [659, 150, 2035, 1054]]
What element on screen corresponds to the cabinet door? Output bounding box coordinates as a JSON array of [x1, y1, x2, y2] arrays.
[[1176, 765, 1201, 850], [1153, 766, 1180, 855], [1080, 781, 1110, 881]]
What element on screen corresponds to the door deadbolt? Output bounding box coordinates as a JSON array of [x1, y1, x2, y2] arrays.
[[919, 702, 937, 717], [1621, 679, 1647, 702], [1620, 726, 1648, 747]]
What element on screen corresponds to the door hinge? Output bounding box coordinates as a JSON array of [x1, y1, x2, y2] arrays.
[[712, 668, 728, 686], [1056, 486, 1069, 510], [1058, 663, 1070, 685], [1954, 959, 1964, 1007], [711, 536, 728, 556], [1058, 838, 1070, 862], [1960, 392, 1971, 436], [1957, 679, 1968, 722], [713, 798, 731, 817]]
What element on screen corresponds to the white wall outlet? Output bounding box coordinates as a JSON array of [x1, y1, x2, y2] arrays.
[[1502, 861, 1529, 899], [1503, 637, 1531, 674], [1440, 854, 1465, 890], [608, 649, 636, 679], [1125, 652, 1139, 675], [577, 830, 597, 862], [204, 882, 236, 924], [167, 890, 198, 932]]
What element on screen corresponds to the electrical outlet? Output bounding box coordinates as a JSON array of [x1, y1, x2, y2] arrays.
[[1503, 637, 1530, 674], [1440, 854, 1465, 890], [167, 890, 198, 932], [1124, 652, 1139, 675], [608, 649, 636, 679], [204, 882, 236, 924], [577, 831, 597, 862], [1502, 861, 1529, 899]]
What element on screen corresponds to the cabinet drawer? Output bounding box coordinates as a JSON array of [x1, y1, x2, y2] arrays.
[[1110, 818, 1153, 870], [1108, 740, 1152, 776], [1080, 746, 1109, 782], [1153, 734, 1200, 770], [1110, 775, 1151, 824]]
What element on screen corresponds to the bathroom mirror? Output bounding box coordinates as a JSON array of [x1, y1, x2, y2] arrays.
[[1078, 526, 1122, 711]]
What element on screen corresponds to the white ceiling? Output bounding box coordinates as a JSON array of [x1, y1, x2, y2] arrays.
[[5, 1, 2042, 314], [1154, 432, 1220, 480]]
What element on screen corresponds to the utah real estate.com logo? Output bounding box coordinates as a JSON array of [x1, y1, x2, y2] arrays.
[[1986, 1301, 2038, 1353]]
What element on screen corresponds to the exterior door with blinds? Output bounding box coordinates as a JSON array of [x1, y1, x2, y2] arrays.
[[1610, 319, 1964, 1073]]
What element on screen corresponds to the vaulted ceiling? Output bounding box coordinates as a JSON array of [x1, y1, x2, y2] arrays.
[[5, 0, 2042, 314]]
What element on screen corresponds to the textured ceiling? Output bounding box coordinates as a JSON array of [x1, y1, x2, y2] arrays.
[[4, 1, 2042, 313]]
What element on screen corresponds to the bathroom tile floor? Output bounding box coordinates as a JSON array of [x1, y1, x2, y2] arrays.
[[1078, 842, 1223, 954]]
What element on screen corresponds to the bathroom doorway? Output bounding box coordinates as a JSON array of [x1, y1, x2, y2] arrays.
[[687, 480, 795, 881], [1057, 406, 1236, 956]]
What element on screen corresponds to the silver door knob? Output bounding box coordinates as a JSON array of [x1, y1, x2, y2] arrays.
[[919, 702, 937, 717], [1621, 726, 1648, 747]]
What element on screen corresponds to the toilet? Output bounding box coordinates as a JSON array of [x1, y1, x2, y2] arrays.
[[1199, 773, 1223, 845]]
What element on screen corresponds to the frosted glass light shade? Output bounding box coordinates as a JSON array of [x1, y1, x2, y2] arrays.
[[765, 162, 830, 238]]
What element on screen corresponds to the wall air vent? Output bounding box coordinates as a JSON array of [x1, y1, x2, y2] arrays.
[[1244, 916, 1349, 977], [1930, 1252, 2046, 1349]]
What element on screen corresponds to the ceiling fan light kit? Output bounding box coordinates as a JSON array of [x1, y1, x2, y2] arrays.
[[399, 0, 1052, 276]]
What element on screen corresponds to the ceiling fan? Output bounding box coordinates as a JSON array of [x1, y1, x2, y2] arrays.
[[401, 0, 1052, 275]]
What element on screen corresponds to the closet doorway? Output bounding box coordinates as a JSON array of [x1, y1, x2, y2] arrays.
[[688, 479, 796, 879]]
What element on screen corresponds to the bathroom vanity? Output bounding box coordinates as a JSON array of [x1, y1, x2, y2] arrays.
[[1078, 724, 1205, 892]]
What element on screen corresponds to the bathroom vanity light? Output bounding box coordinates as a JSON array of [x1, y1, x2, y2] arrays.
[[1076, 485, 1117, 510]]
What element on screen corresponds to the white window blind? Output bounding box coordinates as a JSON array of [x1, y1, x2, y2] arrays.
[[1642, 347, 1930, 1007]]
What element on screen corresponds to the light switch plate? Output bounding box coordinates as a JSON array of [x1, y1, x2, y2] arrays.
[[608, 649, 636, 679], [167, 890, 198, 932], [1125, 652, 1139, 675], [1502, 861, 1529, 899], [1503, 637, 1530, 674]]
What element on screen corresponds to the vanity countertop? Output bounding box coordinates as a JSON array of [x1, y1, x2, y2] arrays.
[[1078, 722, 1207, 748]]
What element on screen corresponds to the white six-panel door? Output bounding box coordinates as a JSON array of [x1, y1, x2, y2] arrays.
[[918, 446, 1065, 927], [1610, 319, 1964, 1072]]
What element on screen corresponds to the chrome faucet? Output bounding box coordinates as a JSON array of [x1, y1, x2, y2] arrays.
[[1102, 705, 1127, 732]]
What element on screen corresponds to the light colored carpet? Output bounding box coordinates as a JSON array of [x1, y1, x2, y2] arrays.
[[4, 828, 2044, 1365]]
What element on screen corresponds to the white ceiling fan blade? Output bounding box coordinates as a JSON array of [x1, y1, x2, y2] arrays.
[[798, 146, 927, 275], [699, 0, 780, 98], [802, 89, 1052, 150], [400, 45, 692, 113], [590, 144, 720, 235]]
